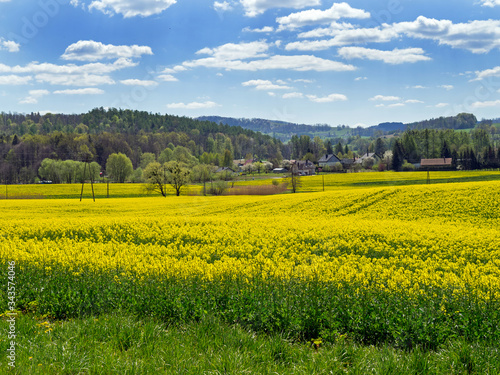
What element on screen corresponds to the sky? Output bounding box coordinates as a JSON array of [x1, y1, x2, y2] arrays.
[[1, 0, 500, 127]]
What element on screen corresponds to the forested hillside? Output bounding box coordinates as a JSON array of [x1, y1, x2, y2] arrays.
[[0, 108, 498, 184]]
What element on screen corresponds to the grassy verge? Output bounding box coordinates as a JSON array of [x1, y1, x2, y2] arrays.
[[1, 313, 499, 374], [4, 263, 500, 350]]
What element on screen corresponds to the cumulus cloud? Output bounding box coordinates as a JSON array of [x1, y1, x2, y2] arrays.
[[240, 0, 320, 17], [471, 66, 500, 81], [306, 93, 347, 103], [62, 40, 153, 61], [287, 26, 397, 51], [0, 58, 135, 86], [480, 0, 500, 7], [19, 89, 50, 104], [283, 92, 304, 99], [277, 2, 370, 30], [36, 74, 115, 86], [435, 103, 449, 108], [120, 79, 159, 87], [0, 39, 20, 53], [242, 26, 274, 33], [405, 99, 424, 104], [393, 16, 500, 54], [53, 88, 105, 95], [214, 1, 233, 12], [195, 40, 270, 61], [242, 79, 292, 90], [161, 66, 187, 74], [167, 101, 220, 109], [88, 0, 177, 17], [370, 95, 401, 101], [289, 16, 500, 54], [0, 75, 32, 85], [338, 47, 431, 64], [184, 42, 356, 72], [157, 74, 179, 82], [470, 99, 500, 108]]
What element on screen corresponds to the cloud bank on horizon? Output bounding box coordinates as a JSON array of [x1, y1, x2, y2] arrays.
[[0, 0, 500, 126]]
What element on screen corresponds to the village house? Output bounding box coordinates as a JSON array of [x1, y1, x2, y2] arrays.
[[294, 160, 316, 176], [318, 154, 341, 168], [355, 152, 382, 165]]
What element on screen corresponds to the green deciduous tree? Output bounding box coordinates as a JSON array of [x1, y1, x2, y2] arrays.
[[144, 162, 167, 197], [165, 161, 190, 197], [106, 153, 133, 183]]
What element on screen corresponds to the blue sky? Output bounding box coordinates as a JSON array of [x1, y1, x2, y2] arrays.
[[1, 0, 500, 127]]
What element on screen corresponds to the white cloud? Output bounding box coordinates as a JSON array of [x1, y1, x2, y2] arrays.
[[35, 73, 115, 86], [186, 41, 355, 72], [277, 2, 370, 30], [240, 0, 320, 17], [0, 75, 32, 85], [480, 0, 500, 7], [435, 103, 449, 108], [289, 26, 398, 51], [471, 66, 500, 81], [338, 47, 431, 64], [470, 99, 500, 108], [297, 22, 354, 38], [19, 89, 50, 104], [242, 79, 292, 90], [370, 95, 401, 101], [291, 16, 500, 54], [439, 85, 454, 90], [242, 26, 274, 33], [88, 0, 177, 18], [195, 40, 270, 61], [0, 58, 136, 75], [157, 74, 179, 82], [120, 79, 159, 87], [388, 103, 405, 108], [267, 92, 276, 97], [0, 58, 135, 86], [162, 65, 187, 74], [355, 76, 367, 81], [283, 92, 303, 99], [405, 99, 424, 104], [53, 88, 105, 95], [167, 101, 220, 109], [409, 85, 427, 89], [185, 45, 356, 72], [306, 93, 347, 103], [0, 39, 20, 53], [393, 16, 500, 54], [214, 1, 233, 12], [62, 40, 153, 61]]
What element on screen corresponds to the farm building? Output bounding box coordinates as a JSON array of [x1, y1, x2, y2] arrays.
[[420, 158, 454, 171]]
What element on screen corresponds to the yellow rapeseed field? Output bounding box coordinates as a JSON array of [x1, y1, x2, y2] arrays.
[[1, 179, 499, 302]]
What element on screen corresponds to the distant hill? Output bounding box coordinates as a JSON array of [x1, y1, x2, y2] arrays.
[[198, 113, 478, 141], [196, 116, 339, 141]]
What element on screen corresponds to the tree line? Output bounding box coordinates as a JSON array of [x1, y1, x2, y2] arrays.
[[0, 108, 499, 184]]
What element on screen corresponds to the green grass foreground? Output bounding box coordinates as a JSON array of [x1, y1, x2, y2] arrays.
[[1, 313, 499, 374]]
